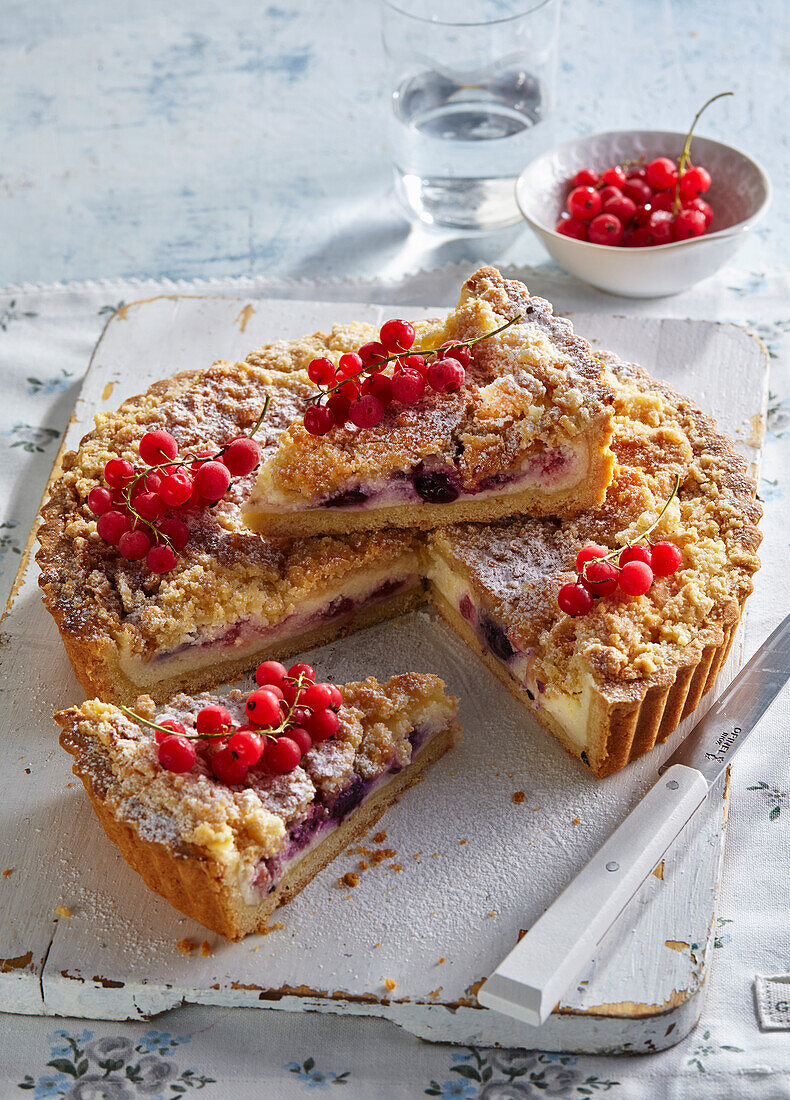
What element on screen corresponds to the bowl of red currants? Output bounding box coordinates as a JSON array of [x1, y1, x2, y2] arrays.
[[515, 100, 770, 297]]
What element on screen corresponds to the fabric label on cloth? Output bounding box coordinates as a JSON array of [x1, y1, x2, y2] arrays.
[[755, 976, 790, 1030]]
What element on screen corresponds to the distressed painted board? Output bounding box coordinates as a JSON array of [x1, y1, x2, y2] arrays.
[[0, 298, 767, 1054]]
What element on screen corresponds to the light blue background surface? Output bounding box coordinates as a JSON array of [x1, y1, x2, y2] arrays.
[[1, 0, 785, 285]]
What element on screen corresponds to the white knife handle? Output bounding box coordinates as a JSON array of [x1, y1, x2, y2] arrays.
[[477, 763, 709, 1027]]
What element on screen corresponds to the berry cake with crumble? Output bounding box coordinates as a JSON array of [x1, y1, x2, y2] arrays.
[[56, 671, 459, 939], [242, 267, 616, 537]]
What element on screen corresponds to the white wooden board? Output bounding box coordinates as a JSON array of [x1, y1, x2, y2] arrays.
[[0, 297, 767, 1053]]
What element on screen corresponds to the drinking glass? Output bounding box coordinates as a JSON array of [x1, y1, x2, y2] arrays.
[[382, 0, 559, 230]]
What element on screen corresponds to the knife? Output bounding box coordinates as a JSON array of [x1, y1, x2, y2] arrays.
[[477, 612, 790, 1028]]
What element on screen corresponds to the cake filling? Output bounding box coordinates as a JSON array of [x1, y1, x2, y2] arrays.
[[118, 569, 422, 687]]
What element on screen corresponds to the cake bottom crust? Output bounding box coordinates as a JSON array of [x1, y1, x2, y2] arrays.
[[71, 723, 458, 940]]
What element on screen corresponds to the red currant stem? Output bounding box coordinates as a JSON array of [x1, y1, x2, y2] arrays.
[[672, 91, 733, 215], [117, 704, 230, 741], [308, 313, 524, 405], [254, 672, 312, 743], [578, 475, 681, 579]]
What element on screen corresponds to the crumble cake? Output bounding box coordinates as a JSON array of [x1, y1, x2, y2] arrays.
[[56, 673, 460, 939], [242, 267, 616, 537], [427, 351, 762, 777], [37, 346, 424, 705]]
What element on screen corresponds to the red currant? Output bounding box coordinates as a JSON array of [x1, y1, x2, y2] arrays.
[[302, 682, 336, 710], [146, 544, 177, 574], [581, 560, 619, 596], [601, 165, 627, 188], [558, 582, 593, 617], [572, 168, 599, 187], [598, 185, 622, 206], [211, 747, 249, 785], [326, 394, 352, 427], [336, 379, 360, 403], [575, 543, 608, 572], [157, 516, 189, 551], [646, 157, 678, 190], [118, 529, 152, 561], [567, 186, 602, 221], [588, 213, 623, 246], [159, 469, 194, 507], [650, 541, 683, 576], [556, 217, 589, 241], [651, 190, 675, 212], [221, 436, 261, 476], [672, 208, 707, 241], [158, 734, 196, 773], [196, 704, 232, 734], [264, 736, 302, 774], [358, 342, 389, 371], [327, 684, 343, 708], [337, 352, 364, 379], [97, 510, 130, 545], [401, 353, 427, 376], [436, 341, 472, 368], [622, 178, 653, 205], [683, 197, 713, 228], [228, 729, 265, 766], [627, 166, 648, 180], [290, 706, 311, 727], [361, 374, 393, 406], [87, 486, 114, 515], [189, 450, 214, 474], [245, 688, 282, 727], [288, 726, 312, 755], [602, 193, 636, 223], [255, 660, 288, 687], [391, 368, 425, 404], [644, 210, 673, 245], [633, 203, 654, 227], [349, 394, 385, 429], [619, 560, 654, 596], [619, 544, 652, 568], [379, 319, 415, 353], [104, 458, 135, 489], [305, 707, 339, 742], [133, 491, 165, 522], [289, 662, 315, 683], [308, 357, 336, 386], [193, 460, 231, 503], [303, 404, 336, 436], [427, 357, 465, 394], [154, 717, 186, 743], [139, 430, 178, 466], [679, 165, 711, 197]]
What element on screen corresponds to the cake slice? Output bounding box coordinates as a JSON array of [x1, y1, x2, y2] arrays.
[[37, 333, 424, 706], [241, 267, 615, 538], [426, 351, 761, 777], [56, 672, 460, 939]]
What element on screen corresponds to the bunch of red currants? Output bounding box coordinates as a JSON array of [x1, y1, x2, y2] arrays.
[[86, 425, 262, 574], [556, 158, 714, 248], [558, 540, 683, 617], [153, 660, 342, 781], [303, 317, 473, 436]]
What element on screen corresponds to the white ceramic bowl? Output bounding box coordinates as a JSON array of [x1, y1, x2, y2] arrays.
[[515, 130, 771, 297]]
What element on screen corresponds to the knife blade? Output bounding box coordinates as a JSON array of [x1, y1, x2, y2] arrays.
[[477, 612, 790, 1028]]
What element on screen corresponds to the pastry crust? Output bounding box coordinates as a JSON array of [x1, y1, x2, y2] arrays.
[[243, 267, 615, 535], [56, 674, 460, 939]]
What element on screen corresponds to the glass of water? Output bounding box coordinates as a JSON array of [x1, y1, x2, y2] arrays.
[[382, 0, 559, 231]]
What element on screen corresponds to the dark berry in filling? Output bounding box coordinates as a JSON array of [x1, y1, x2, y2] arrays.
[[324, 487, 369, 507], [459, 594, 475, 622], [479, 613, 515, 662], [412, 467, 460, 504]]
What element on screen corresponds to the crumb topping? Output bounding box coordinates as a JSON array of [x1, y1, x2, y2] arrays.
[[431, 351, 761, 697], [249, 266, 615, 503], [55, 674, 458, 870]]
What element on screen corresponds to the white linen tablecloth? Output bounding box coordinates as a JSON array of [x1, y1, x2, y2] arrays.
[[1, 264, 789, 1099]]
